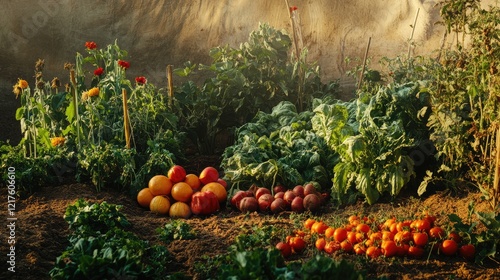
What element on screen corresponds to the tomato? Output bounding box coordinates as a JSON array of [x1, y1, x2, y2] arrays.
[[382, 231, 395, 241], [415, 219, 431, 232], [440, 239, 458, 256], [429, 227, 445, 240], [356, 223, 370, 234], [340, 240, 353, 253], [394, 231, 412, 244], [366, 246, 381, 259], [396, 220, 412, 232], [448, 232, 462, 243], [334, 228, 348, 242], [347, 231, 359, 244], [325, 227, 335, 239], [397, 244, 410, 256], [383, 217, 397, 231], [167, 165, 186, 183], [324, 241, 340, 254], [459, 244, 475, 261], [381, 240, 398, 257], [276, 242, 292, 258], [407, 246, 425, 258], [190, 191, 220, 215], [315, 238, 326, 251], [348, 215, 359, 225], [413, 232, 429, 247], [311, 221, 329, 235], [290, 236, 306, 253], [389, 223, 398, 234], [369, 232, 383, 242], [304, 218, 316, 230], [353, 243, 366, 255]]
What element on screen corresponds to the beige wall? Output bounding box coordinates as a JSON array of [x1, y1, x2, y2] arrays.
[[1, 0, 496, 142]]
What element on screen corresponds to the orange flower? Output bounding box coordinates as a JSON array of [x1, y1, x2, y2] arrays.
[[51, 137, 65, 147], [17, 79, 28, 89], [88, 87, 100, 97]]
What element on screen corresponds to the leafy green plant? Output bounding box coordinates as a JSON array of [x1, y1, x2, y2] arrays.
[[221, 101, 336, 191], [52, 199, 175, 279], [173, 23, 338, 154], [156, 220, 196, 243]]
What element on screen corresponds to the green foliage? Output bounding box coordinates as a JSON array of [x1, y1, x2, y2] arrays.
[[156, 220, 196, 243], [63, 199, 131, 237], [286, 254, 364, 280], [173, 23, 338, 154], [51, 199, 175, 279], [221, 101, 336, 191]]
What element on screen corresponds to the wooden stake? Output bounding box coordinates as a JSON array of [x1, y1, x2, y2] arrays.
[[357, 37, 371, 90], [493, 126, 500, 207], [284, 0, 301, 61], [122, 88, 131, 149], [407, 8, 420, 60], [167, 65, 174, 107], [70, 69, 81, 150]]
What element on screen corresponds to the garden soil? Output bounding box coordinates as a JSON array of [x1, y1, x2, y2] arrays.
[[1, 155, 499, 280]]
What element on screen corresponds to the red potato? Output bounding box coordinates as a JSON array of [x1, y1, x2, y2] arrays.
[[255, 187, 271, 200], [303, 193, 321, 212], [273, 184, 287, 194], [283, 190, 296, 205], [290, 196, 304, 213], [239, 197, 259, 213], [304, 183, 318, 196], [274, 191, 285, 200], [292, 185, 305, 198], [271, 197, 287, 214], [230, 190, 253, 209], [258, 193, 274, 212]]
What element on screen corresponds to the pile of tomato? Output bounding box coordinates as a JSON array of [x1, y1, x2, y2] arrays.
[[276, 212, 476, 260]]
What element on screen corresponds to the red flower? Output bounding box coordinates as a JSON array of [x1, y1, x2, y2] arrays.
[[85, 41, 97, 50], [118, 60, 130, 69], [289, 6, 298, 12], [135, 76, 147, 85], [94, 67, 104, 76]]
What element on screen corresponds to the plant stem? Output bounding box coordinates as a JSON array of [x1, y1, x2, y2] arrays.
[[122, 89, 131, 149], [357, 37, 371, 90]]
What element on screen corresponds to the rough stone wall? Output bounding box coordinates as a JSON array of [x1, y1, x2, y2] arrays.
[[0, 0, 495, 143]]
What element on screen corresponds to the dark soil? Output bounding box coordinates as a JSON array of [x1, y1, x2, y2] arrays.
[[1, 156, 499, 279]]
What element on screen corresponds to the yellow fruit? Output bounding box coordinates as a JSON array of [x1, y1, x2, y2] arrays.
[[184, 174, 201, 192], [201, 182, 227, 203], [148, 175, 173, 196], [137, 188, 154, 208], [171, 182, 194, 202], [169, 201, 192, 219], [149, 196, 171, 215]]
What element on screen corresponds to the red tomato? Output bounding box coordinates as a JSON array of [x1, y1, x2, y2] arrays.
[[190, 191, 220, 215], [366, 246, 382, 259], [382, 231, 395, 241], [413, 232, 429, 247], [394, 231, 412, 244], [340, 240, 353, 253], [396, 220, 412, 232], [416, 219, 431, 232], [381, 240, 398, 257], [334, 228, 348, 242], [290, 236, 306, 253], [324, 241, 341, 254], [440, 239, 458, 256], [459, 244, 475, 261], [315, 238, 326, 251], [354, 243, 366, 255], [448, 232, 462, 243], [407, 246, 425, 258], [429, 227, 445, 240], [397, 244, 410, 256], [356, 223, 370, 234], [276, 242, 292, 258]]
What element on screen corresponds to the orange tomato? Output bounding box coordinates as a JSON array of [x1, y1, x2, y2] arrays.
[[171, 182, 194, 202], [184, 174, 201, 192], [304, 218, 316, 230], [334, 228, 348, 243], [136, 188, 154, 208], [315, 238, 326, 251], [148, 175, 173, 196], [201, 182, 227, 203]]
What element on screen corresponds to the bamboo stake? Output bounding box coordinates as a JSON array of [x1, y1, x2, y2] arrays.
[[407, 8, 420, 60], [70, 69, 81, 150], [167, 65, 174, 107], [122, 88, 131, 149], [493, 126, 500, 207], [357, 37, 371, 90], [284, 0, 300, 61]]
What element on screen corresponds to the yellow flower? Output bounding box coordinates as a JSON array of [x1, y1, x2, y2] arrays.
[[88, 87, 100, 97], [51, 137, 65, 147], [82, 91, 89, 102], [17, 79, 28, 89], [12, 86, 22, 99]]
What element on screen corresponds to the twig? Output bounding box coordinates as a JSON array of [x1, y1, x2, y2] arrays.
[[357, 37, 371, 90], [122, 89, 131, 149], [70, 69, 81, 150], [167, 65, 174, 107], [407, 8, 420, 60]]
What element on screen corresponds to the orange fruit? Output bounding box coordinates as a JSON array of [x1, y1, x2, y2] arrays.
[[137, 188, 155, 208], [304, 218, 316, 230], [325, 227, 335, 239], [171, 182, 194, 202], [201, 182, 227, 203], [311, 221, 328, 235], [149, 195, 171, 215], [169, 201, 192, 219], [148, 175, 173, 196], [184, 174, 201, 192]]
